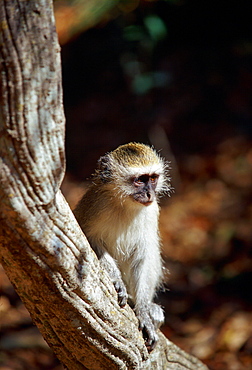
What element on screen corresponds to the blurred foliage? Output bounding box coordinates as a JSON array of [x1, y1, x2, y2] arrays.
[[54, 0, 175, 45], [54, 0, 121, 44]]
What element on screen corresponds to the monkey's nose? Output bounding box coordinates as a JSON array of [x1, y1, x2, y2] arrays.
[[147, 191, 154, 202]]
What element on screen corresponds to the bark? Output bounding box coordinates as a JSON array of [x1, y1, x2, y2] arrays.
[[0, 1, 208, 369]]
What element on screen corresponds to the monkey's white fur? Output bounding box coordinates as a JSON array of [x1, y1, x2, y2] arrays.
[[88, 196, 161, 304]]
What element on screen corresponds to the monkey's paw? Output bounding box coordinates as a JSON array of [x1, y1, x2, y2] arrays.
[[113, 279, 128, 307], [135, 307, 160, 351]]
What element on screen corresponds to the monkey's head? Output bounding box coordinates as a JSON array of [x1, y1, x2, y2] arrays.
[[94, 143, 170, 207]]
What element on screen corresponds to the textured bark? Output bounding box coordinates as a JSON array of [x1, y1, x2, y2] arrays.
[[0, 1, 208, 369]]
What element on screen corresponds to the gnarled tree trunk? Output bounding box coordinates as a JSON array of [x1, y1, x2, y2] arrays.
[[0, 1, 208, 369]]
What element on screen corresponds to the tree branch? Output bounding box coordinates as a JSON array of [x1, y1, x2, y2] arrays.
[[0, 1, 208, 369]]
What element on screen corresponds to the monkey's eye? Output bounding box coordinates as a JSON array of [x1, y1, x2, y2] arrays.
[[133, 174, 159, 186], [150, 174, 159, 183], [134, 174, 149, 185]]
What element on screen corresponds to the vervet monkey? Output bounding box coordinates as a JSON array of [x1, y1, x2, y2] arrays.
[[74, 142, 171, 350]]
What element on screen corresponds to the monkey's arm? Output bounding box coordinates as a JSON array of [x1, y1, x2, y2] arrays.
[[131, 252, 164, 351], [92, 238, 163, 350], [101, 248, 163, 350]]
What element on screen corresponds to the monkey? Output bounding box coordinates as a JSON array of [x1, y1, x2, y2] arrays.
[[74, 142, 171, 351]]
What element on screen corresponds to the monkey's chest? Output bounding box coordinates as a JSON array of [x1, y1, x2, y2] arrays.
[[103, 223, 144, 258], [102, 216, 156, 262], [92, 203, 158, 259]]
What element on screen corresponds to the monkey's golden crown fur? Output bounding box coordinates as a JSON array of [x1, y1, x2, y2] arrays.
[[112, 142, 159, 167]]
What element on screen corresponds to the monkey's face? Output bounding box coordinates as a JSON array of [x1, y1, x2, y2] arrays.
[[131, 174, 159, 206], [95, 143, 170, 205]]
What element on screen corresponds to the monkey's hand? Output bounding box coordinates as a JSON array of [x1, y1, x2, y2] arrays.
[[99, 251, 128, 307], [113, 279, 128, 307], [135, 303, 164, 351]]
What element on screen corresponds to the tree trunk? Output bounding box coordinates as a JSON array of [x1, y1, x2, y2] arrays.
[[0, 1, 208, 369]]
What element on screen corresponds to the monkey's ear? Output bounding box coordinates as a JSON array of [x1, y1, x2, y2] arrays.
[[97, 155, 112, 182]]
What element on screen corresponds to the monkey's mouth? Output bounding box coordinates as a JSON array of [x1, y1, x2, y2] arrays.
[[139, 199, 153, 206], [142, 202, 153, 206], [133, 194, 154, 206]]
